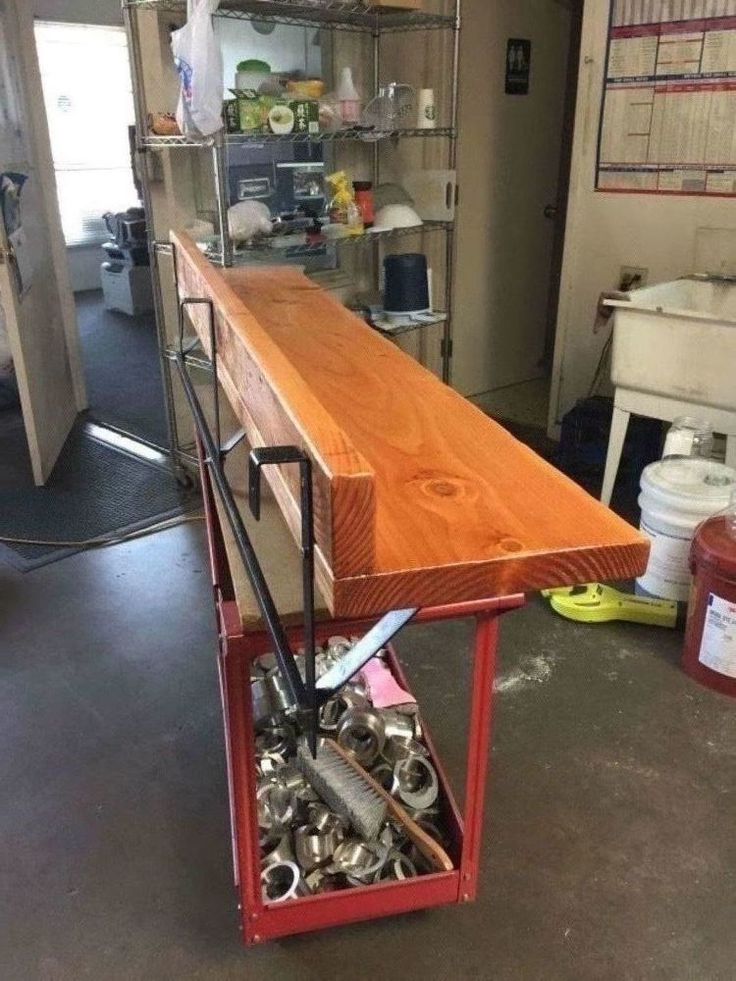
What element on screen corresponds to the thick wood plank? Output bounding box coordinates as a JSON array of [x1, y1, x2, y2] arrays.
[[173, 231, 375, 578], [172, 232, 649, 618]]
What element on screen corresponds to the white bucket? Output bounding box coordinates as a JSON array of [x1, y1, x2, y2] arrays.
[[637, 458, 736, 602]]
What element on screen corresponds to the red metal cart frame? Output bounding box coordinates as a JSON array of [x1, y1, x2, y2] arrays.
[[199, 457, 524, 944]]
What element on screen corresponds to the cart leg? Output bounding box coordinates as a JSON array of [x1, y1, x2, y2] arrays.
[[220, 639, 264, 944], [458, 612, 500, 903]]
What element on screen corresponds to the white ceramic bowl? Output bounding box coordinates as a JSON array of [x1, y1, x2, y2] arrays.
[[373, 204, 423, 229]]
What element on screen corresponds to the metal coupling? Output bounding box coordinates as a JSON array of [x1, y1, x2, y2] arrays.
[[318, 687, 369, 732], [373, 850, 417, 882], [260, 861, 310, 903], [336, 707, 386, 767], [330, 839, 388, 884], [381, 710, 416, 743], [393, 755, 439, 810], [255, 723, 296, 759], [294, 815, 345, 872], [382, 735, 429, 766], [262, 832, 295, 866], [256, 782, 295, 832], [370, 761, 399, 796], [264, 669, 292, 714], [251, 677, 275, 730]]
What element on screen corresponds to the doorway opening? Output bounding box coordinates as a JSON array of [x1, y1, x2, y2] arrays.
[[34, 20, 167, 448], [465, 0, 583, 439]]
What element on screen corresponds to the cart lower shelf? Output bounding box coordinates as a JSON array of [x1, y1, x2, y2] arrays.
[[199, 444, 524, 943]]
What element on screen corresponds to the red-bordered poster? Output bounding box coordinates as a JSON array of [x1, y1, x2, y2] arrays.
[[597, 0, 736, 195]]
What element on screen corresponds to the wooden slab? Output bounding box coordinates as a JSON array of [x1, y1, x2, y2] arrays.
[[172, 231, 649, 618]]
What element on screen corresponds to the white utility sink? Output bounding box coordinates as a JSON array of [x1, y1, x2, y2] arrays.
[[605, 277, 736, 411], [599, 276, 736, 505]]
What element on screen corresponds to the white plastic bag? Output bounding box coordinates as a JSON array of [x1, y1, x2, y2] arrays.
[[171, 0, 223, 138]]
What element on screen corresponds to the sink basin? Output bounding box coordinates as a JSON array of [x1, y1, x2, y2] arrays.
[[605, 278, 736, 411]]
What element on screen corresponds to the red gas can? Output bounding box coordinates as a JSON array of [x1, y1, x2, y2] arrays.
[[682, 515, 736, 698]]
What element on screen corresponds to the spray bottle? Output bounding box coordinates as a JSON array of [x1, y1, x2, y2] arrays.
[[326, 170, 363, 237]]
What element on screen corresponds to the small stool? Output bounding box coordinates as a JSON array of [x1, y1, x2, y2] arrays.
[[601, 388, 736, 506]]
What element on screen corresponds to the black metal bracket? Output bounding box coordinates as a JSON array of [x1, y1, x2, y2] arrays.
[[249, 445, 317, 755], [169, 243, 419, 756]]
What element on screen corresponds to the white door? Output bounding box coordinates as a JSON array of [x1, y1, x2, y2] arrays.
[[0, 0, 85, 485], [454, 0, 576, 396]]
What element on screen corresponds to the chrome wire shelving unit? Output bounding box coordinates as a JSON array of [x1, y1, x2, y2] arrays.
[[207, 219, 453, 261], [123, 0, 461, 475], [124, 0, 454, 32], [139, 125, 455, 148]]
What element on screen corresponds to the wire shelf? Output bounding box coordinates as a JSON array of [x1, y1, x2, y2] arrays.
[[123, 0, 455, 33], [205, 219, 452, 264], [140, 126, 455, 148]]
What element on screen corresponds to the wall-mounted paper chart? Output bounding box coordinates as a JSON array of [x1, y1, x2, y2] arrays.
[[597, 0, 736, 195]]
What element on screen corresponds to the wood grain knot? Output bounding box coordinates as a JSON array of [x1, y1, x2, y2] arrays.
[[499, 538, 523, 553], [428, 480, 458, 498]]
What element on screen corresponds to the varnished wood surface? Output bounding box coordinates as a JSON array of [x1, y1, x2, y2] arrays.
[[172, 232, 649, 618]]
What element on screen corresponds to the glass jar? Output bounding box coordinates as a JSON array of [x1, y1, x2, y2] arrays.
[[662, 416, 714, 461]]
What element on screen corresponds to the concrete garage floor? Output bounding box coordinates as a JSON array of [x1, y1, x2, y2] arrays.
[[2, 524, 735, 981]]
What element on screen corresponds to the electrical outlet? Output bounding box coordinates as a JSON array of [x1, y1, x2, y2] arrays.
[[618, 265, 648, 292]]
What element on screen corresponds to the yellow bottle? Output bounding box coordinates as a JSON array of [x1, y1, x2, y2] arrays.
[[326, 170, 364, 237]]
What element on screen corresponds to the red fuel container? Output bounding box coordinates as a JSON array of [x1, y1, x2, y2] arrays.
[[682, 516, 736, 698]]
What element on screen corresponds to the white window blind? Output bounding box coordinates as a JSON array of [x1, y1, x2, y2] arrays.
[[34, 21, 139, 247]]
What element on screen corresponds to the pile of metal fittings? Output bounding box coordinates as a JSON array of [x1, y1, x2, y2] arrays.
[[253, 636, 449, 901]]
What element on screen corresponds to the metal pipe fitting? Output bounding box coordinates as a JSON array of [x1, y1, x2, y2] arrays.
[[381, 710, 415, 744], [370, 761, 399, 796], [260, 861, 310, 903], [294, 817, 344, 872], [319, 688, 369, 732], [336, 707, 386, 767], [257, 752, 287, 779], [264, 670, 292, 714], [273, 763, 306, 794], [330, 839, 388, 884], [255, 724, 296, 759], [327, 635, 351, 657], [373, 850, 417, 882], [382, 735, 429, 766], [262, 832, 295, 866], [257, 782, 295, 832], [393, 755, 439, 810], [251, 678, 275, 730]]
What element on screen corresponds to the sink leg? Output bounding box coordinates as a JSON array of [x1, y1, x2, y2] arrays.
[[601, 405, 631, 506], [726, 435, 736, 472]]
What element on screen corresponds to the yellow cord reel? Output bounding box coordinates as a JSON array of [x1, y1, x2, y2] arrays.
[[541, 584, 678, 628]]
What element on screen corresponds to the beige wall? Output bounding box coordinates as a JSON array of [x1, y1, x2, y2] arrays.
[[549, 0, 736, 435]]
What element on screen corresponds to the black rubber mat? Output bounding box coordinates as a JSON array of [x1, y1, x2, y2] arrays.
[[76, 290, 169, 447], [0, 413, 196, 572]]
